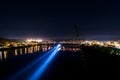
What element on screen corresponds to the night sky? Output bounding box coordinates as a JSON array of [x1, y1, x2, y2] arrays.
[[0, 0, 119, 40]]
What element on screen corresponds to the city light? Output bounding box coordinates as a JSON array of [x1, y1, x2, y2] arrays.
[[35, 39, 43, 42], [26, 38, 43, 42], [26, 39, 33, 42]]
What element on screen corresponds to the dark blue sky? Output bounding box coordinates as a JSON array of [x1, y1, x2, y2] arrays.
[[0, 0, 119, 40]]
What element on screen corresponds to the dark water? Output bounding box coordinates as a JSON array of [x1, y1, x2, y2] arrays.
[[0, 44, 82, 80], [0, 44, 120, 80]]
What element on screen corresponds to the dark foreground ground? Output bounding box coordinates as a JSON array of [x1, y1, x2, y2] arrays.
[[0, 49, 120, 80]]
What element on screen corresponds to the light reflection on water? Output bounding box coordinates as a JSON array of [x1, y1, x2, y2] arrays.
[[15, 49, 18, 56], [20, 49, 22, 55], [0, 51, 2, 61], [25, 48, 27, 54], [0, 45, 80, 61], [3, 51, 7, 60], [61, 46, 80, 52]]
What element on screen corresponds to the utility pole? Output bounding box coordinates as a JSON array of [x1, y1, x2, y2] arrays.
[[74, 24, 79, 40]]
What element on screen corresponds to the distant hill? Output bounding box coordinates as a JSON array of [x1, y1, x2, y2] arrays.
[[0, 37, 22, 43]]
